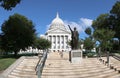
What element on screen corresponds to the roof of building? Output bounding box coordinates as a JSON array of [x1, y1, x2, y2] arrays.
[[49, 12, 66, 30]]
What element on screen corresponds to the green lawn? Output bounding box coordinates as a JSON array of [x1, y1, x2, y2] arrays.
[[0, 58, 16, 71], [0, 53, 38, 71]]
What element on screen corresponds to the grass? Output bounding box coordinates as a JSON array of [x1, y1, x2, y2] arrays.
[[0, 58, 16, 71], [0, 53, 38, 71]]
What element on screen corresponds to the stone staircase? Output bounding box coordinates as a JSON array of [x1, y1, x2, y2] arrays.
[[7, 56, 39, 78], [101, 56, 120, 72], [42, 52, 120, 78]]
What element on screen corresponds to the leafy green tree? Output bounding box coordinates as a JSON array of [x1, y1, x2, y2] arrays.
[[0, 13, 36, 56], [92, 14, 115, 64], [84, 37, 95, 51], [111, 39, 119, 51], [0, 0, 21, 10], [93, 29, 115, 51], [92, 14, 115, 50], [110, 1, 120, 48], [84, 27, 96, 51], [85, 27, 92, 36], [33, 37, 51, 50], [92, 14, 110, 30], [85, 27, 93, 40]]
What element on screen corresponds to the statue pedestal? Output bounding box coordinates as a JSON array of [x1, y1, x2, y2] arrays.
[[69, 50, 82, 64]]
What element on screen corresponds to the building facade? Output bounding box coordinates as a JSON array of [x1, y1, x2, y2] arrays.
[[45, 13, 71, 52]]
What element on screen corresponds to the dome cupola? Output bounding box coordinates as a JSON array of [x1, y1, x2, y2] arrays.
[[49, 12, 66, 30]]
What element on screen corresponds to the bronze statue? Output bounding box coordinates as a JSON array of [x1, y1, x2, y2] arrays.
[[68, 25, 79, 50]]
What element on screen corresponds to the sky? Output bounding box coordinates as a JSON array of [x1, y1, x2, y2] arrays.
[[0, 0, 117, 39]]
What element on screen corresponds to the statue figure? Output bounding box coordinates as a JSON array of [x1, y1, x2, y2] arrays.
[[68, 25, 79, 50]]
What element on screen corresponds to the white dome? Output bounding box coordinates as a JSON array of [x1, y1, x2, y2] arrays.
[[49, 13, 66, 30]]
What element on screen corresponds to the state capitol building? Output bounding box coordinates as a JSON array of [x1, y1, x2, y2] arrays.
[[44, 13, 71, 52]]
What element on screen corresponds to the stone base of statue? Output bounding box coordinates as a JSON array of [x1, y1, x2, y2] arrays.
[[69, 49, 82, 64]]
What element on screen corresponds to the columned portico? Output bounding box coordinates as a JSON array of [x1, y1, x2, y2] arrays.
[[47, 34, 71, 52]]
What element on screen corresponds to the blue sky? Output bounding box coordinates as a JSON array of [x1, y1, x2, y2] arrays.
[[0, 0, 117, 39]]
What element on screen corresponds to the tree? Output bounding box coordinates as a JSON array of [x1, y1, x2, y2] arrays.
[[84, 37, 95, 51], [0, 0, 21, 10], [0, 13, 36, 56], [92, 14, 110, 30], [111, 39, 119, 51], [92, 14, 115, 64], [85, 27, 93, 41], [110, 1, 120, 49], [92, 14, 115, 50], [93, 29, 115, 51], [33, 37, 51, 50], [85, 27, 92, 36], [84, 25, 97, 51]]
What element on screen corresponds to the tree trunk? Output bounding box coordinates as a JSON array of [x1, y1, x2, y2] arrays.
[[106, 51, 109, 66], [98, 48, 101, 59]]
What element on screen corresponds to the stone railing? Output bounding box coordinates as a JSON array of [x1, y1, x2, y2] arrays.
[[35, 50, 48, 78]]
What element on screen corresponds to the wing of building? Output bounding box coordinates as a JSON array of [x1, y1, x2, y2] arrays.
[[45, 13, 71, 52]]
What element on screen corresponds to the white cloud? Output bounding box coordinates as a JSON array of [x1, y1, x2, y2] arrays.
[[64, 21, 83, 33], [46, 24, 50, 31], [64, 18, 93, 33], [80, 18, 93, 27]]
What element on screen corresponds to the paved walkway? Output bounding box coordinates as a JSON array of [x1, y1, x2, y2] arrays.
[[42, 52, 120, 78], [7, 56, 39, 78]]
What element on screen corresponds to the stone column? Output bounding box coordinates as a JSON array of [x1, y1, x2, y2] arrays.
[[66, 36, 68, 49], [60, 35, 61, 50], [51, 35, 53, 49], [58, 36, 60, 49], [48, 35, 50, 41], [53, 35, 55, 50], [56, 35, 57, 50], [51, 35, 53, 50], [64, 35, 66, 51], [61, 35, 63, 50]]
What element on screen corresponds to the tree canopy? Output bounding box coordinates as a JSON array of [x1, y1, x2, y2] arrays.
[[92, 1, 120, 51], [0, 0, 21, 10], [92, 13, 115, 51], [33, 37, 51, 50], [110, 1, 120, 43], [85, 27, 92, 36], [0, 13, 36, 56], [83, 37, 95, 50]]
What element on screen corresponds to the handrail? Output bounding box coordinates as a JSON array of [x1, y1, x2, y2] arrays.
[[35, 52, 43, 71], [35, 57, 41, 71], [112, 53, 120, 61], [35, 50, 48, 78]]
